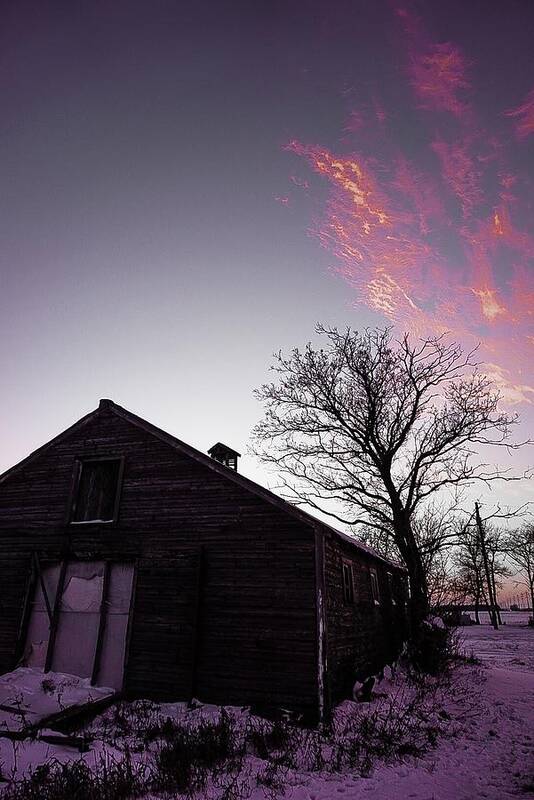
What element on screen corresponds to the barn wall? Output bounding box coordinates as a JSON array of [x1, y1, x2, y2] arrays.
[[323, 533, 408, 703], [0, 406, 318, 715]]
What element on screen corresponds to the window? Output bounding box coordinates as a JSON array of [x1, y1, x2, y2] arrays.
[[370, 567, 380, 605], [70, 459, 123, 523], [387, 571, 397, 605], [342, 561, 354, 605]]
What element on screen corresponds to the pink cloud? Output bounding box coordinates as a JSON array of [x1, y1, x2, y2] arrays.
[[409, 42, 470, 117], [393, 157, 445, 235], [506, 88, 534, 139], [431, 139, 483, 218], [285, 10, 534, 403]]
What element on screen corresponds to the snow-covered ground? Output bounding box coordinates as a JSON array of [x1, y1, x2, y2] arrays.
[[349, 624, 533, 800], [275, 623, 534, 800], [469, 610, 532, 627], [1, 621, 532, 799], [461, 621, 534, 672]]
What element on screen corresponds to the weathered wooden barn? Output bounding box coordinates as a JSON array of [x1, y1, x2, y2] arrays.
[[0, 400, 408, 720]]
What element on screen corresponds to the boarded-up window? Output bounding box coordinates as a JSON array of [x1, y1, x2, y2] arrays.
[[370, 567, 380, 605], [24, 560, 134, 690], [71, 459, 122, 523], [342, 562, 354, 604]]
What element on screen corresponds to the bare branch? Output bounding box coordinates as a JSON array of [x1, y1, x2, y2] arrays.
[[252, 325, 527, 626]]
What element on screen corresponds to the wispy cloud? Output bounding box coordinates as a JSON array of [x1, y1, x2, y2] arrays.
[[506, 88, 534, 139], [410, 42, 471, 117], [283, 8, 534, 403]]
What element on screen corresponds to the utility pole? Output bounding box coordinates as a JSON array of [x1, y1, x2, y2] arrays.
[[475, 503, 499, 630]]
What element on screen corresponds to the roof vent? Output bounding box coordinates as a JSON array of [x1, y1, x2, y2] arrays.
[[208, 442, 241, 471]]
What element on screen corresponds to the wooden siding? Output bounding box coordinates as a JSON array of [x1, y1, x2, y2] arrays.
[[323, 533, 408, 702], [0, 406, 318, 715]]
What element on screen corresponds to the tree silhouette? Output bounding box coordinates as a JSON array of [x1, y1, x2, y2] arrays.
[[253, 326, 522, 628]]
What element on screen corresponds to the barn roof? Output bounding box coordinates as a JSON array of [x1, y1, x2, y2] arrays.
[[0, 399, 404, 570]]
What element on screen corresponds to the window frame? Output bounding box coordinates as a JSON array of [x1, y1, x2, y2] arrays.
[[68, 456, 125, 525], [369, 566, 381, 605], [341, 560, 355, 605], [387, 571, 397, 605]]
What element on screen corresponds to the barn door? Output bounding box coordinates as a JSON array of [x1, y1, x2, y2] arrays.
[[23, 560, 134, 690]]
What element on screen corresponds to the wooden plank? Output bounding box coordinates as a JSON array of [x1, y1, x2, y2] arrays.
[[189, 545, 204, 699], [34, 553, 53, 622], [44, 558, 68, 673], [121, 558, 138, 688], [314, 527, 328, 723], [13, 556, 35, 665], [91, 560, 111, 685], [63, 459, 81, 525]]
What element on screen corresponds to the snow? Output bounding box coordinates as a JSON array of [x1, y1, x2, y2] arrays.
[[1, 623, 532, 799], [0, 667, 114, 734], [320, 673, 532, 799], [466, 610, 532, 627], [426, 614, 446, 629], [460, 621, 534, 672], [280, 624, 533, 800]]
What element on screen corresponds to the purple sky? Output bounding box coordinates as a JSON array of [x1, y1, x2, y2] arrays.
[[1, 0, 533, 511]]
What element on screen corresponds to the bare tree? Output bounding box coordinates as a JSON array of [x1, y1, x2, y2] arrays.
[[453, 524, 486, 623], [253, 326, 522, 629], [454, 568, 484, 622], [483, 522, 512, 625], [455, 514, 511, 627], [505, 523, 534, 613], [360, 505, 459, 608]]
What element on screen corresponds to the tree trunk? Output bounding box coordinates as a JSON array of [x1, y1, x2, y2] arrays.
[[490, 560, 503, 625], [390, 505, 431, 632], [408, 579, 429, 631], [493, 581, 503, 625], [475, 503, 498, 630], [474, 592, 480, 625], [403, 539, 430, 631], [525, 569, 534, 615]]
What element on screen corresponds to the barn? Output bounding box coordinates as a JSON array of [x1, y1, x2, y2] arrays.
[[0, 399, 408, 721]]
